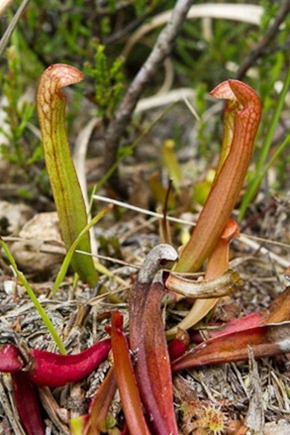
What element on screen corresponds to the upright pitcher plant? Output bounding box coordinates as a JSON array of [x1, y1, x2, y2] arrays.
[[167, 80, 262, 333], [37, 64, 98, 286]]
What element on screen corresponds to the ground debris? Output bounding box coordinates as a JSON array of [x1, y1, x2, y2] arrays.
[[245, 348, 264, 433], [1, 198, 290, 433]]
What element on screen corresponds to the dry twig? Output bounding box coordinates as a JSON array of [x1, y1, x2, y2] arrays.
[[104, 0, 193, 196], [0, 0, 31, 58], [237, 0, 290, 79]]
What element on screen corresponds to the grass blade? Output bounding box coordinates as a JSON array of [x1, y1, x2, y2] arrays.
[[0, 238, 66, 354], [50, 205, 111, 296]]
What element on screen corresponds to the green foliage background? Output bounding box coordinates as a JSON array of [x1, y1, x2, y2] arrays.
[[0, 0, 289, 212]]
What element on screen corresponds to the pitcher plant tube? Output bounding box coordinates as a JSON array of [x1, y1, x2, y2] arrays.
[[129, 244, 179, 435], [37, 64, 98, 286], [165, 80, 261, 337], [175, 79, 262, 274]]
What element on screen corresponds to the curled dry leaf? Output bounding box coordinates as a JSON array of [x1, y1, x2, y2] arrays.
[[165, 268, 243, 299], [166, 219, 240, 339], [265, 286, 290, 323]]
